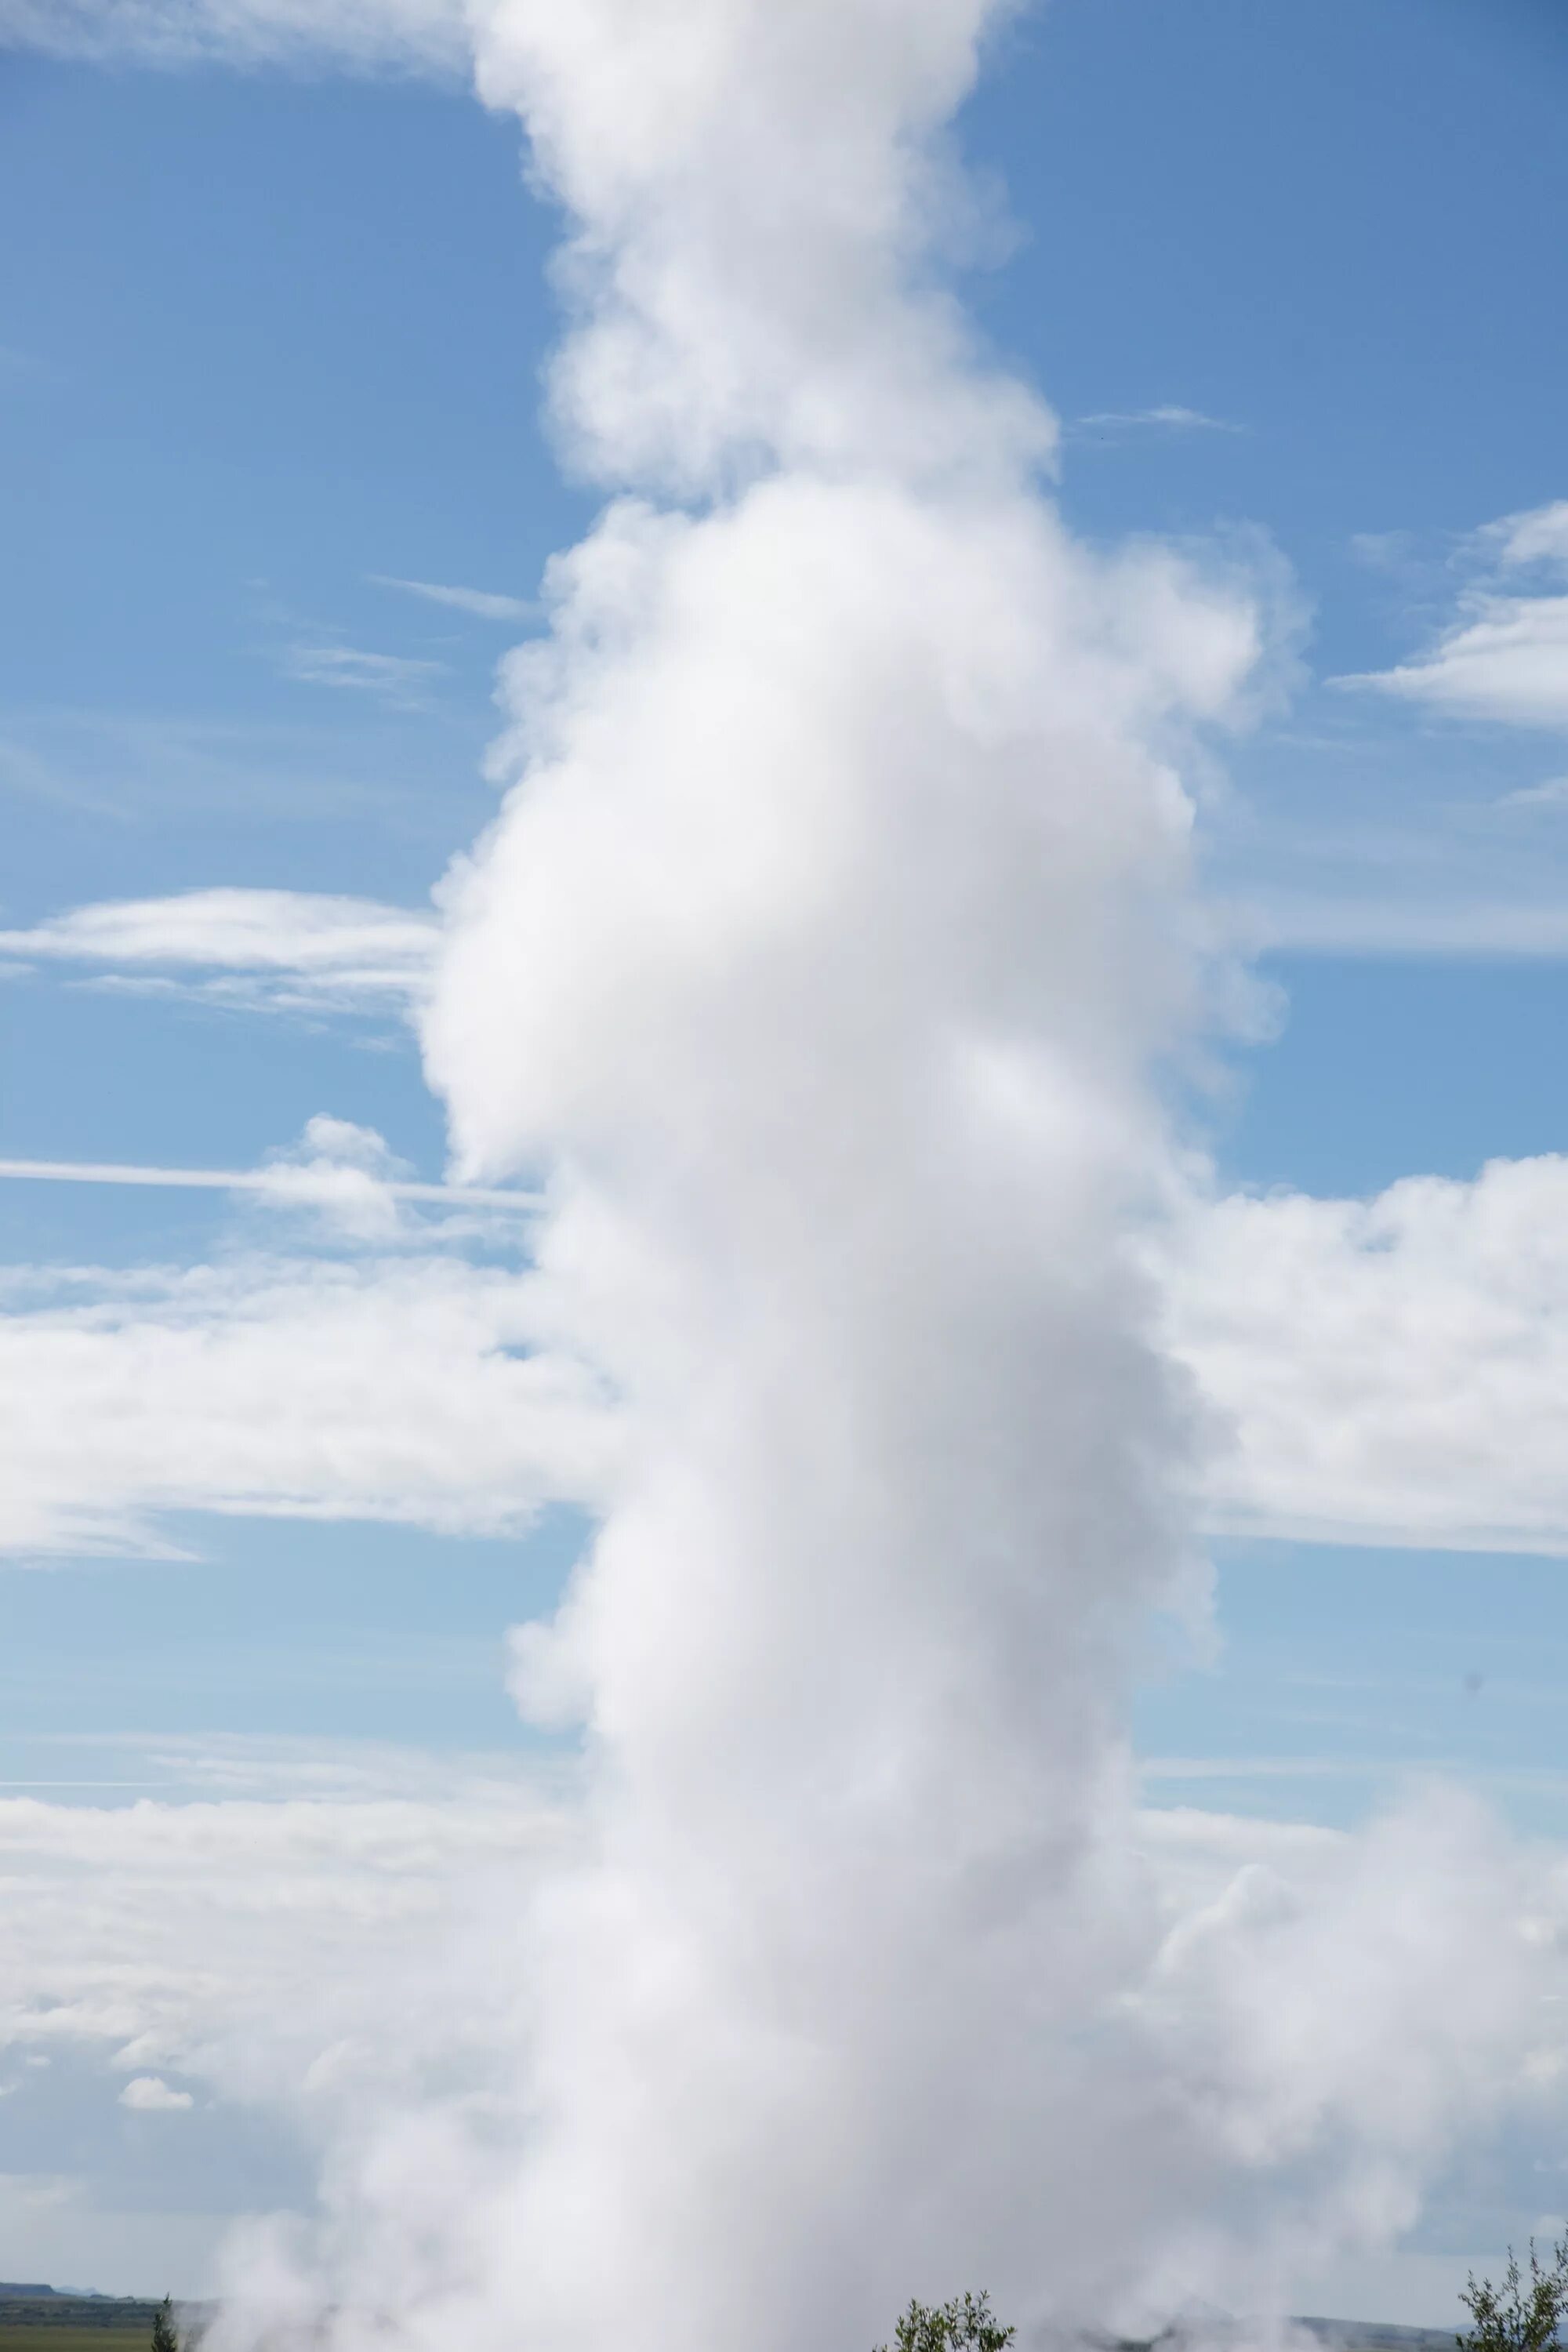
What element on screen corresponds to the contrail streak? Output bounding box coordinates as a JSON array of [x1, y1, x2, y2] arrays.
[[0, 1157, 541, 1209]]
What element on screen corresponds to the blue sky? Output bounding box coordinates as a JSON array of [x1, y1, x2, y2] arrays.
[[3, 0, 1568, 2314]]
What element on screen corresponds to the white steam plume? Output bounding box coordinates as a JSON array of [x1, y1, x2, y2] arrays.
[[137, 2, 1554, 2347]]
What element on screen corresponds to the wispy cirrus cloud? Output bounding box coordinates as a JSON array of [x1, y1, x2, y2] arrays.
[[1236, 889, 1568, 957], [0, 706, 470, 832], [278, 643, 445, 708], [0, 887, 439, 1018], [1076, 404, 1242, 435], [1498, 775, 1568, 810], [368, 576, 537, 624], [0, 0, 465, 72]]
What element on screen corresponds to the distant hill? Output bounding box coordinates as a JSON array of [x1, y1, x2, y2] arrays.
[[1298, 2325, 1457, 2352], [1109, 2324, 1458, 2352]]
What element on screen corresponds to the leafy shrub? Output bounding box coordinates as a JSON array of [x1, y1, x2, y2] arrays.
[[1461, 2240, 1568, 2352], [877, 2292, 1016, 2352]]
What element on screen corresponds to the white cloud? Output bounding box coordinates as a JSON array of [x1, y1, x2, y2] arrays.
[[101, 1730, 566, 1804], [1164, 1152, 1568, 1552], [0, 1247, 615, 1559], [0, 1759, 573, 2118], [1501, 775, 1568, 809], [119, 2077, 194, 2113], [1348, 501, 1568, 728], [0, 707, 452, 837], [16, 1139, 1568, 1566], [1078, 405, 1242, 434], [0, 889, 438, 1018], [1357, 595, 1568, 728], [0, 1116, 539, 1231], [1486, 499, 1568, 573], [279, 645, 445, 707], [0, 0, 465, 73], [368, 577, 537, 624], [0, 1765, 1550, 2331], [0, 1750, 571, 2291], [1236, 890, 1568, 956], [1348, 529, 1416, 572]]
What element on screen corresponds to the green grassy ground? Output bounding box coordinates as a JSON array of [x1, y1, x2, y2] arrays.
[[0, 2301, 158, 2350], [0, 2328, 151, 2352]]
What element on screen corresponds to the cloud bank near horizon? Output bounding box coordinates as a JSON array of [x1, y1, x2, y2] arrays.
[[2, 1748, 1550, 2318]]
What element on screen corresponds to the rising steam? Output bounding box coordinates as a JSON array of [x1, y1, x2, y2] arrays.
[[93, 0, 1552, 2345]]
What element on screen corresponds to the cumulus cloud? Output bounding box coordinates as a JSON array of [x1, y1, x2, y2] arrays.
[[1348, 500, 1568, 729], [0, 889, 438, 1019], [1166, 1152, 1568, 1552], [119, 2078, 195, 2113], [0, 1244, 613, 1559]]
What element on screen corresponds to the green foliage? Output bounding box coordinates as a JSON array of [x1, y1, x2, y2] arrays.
[[1461, 2240, 1568, 2352], [148, 2303, 176, 2352], [877, 2291, 1015, 2352]]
